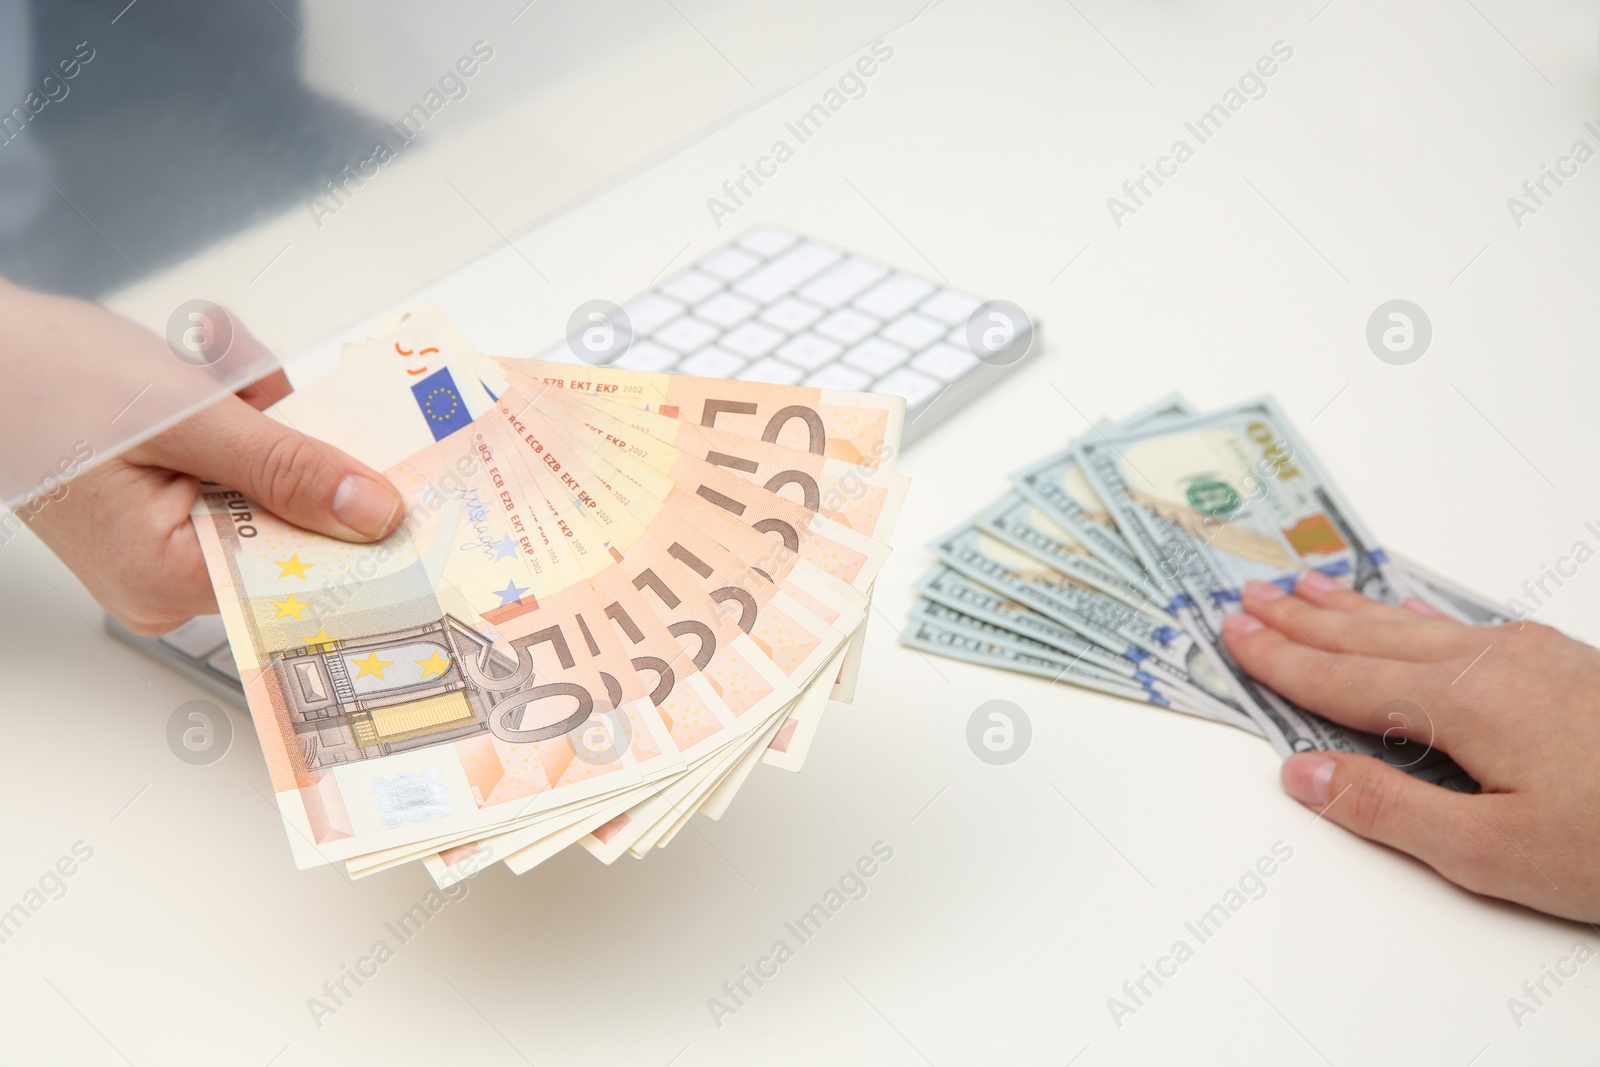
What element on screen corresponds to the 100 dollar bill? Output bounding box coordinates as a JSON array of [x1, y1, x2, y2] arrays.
[[1073, 397, 1473, 782]]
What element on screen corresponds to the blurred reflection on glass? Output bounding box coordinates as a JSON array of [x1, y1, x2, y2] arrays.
[[0, 0, 918, 508]]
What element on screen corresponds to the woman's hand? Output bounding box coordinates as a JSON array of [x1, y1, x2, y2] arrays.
[[1223, 571, 1600, 923], [14, 288, 403, 635]]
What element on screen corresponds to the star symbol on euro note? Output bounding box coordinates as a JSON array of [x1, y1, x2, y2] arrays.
[[493, 534, 518, 560], [349, 651, 392, 679], [273, 554, 314, 580], [414, 650, 452, 679], [269, 593, 310, 619], [494, 580, 528, 607]]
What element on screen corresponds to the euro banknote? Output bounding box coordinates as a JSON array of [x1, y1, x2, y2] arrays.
[[190, 311, 906, 881]]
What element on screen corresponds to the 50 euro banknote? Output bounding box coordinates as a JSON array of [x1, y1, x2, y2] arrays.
[[189, 435, 674, 869], [498, 358, 905, 703]]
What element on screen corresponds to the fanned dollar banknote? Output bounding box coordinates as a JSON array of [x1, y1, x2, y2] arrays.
[[191, 307, 906, 883], [908, 393, 1492, 791]]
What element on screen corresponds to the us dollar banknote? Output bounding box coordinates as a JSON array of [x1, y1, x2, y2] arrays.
[[1072, 398, 1475, 782], [910, 393, 1489, 791], [929, 524, 1254, 729]]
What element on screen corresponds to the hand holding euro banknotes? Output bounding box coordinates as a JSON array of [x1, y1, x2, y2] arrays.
[[189, 307, 907, 885]]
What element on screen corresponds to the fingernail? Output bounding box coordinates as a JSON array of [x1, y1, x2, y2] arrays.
[[1298, 571, 1339, 594], [1222, 613, 1265, 635], [332, 473, 402, 539], [1244, 579, 1287, 601], [1403, 596, 1442, 617], [1283, 754, 1336, 805]]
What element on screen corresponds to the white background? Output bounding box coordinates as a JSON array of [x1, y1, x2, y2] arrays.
[[4, 0, 1600, 1063]]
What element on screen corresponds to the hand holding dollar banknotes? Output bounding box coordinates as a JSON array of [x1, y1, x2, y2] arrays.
[[1226, 574, 1600, 923], [911, 392, 1600, 923], [4, 281, 405, 634]]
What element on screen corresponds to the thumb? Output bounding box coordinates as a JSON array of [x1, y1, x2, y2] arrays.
[[143, 392, 403, 542], [1282, 752, 1502, 887]]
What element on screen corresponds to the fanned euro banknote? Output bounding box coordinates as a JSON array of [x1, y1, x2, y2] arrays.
[[908, 393, 1501, 791], [190, 307, 906, 883]]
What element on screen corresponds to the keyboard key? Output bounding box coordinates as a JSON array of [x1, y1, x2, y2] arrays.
[[622, 292, 684, 336], [738, 227, 799, 257], [737, 358, 805, 385], [872, 367, 944, 409], [842, 338, 911, 377], [654, 316, 720, 353], [678, 347, 748, 378], [910, 341, 980, 381], [699, 246, 762, 281], [695, 291, 760, 328], [612, 339, 680, 372], [734, 242, 841, 302], [719, 321, 785, 359], [804, 363, 873, 391], [798, 258, 888, 308], [814, 307, 880, 346], [206, 645, 241, 682], [661, 269, 723, 305], [854, 275, 934, 320], [760, 296, 824, 333], [774, 333, 842, 370], [159, 615, 229, 660], [917, 289, 982, 325], [881, 312, 948, 352]]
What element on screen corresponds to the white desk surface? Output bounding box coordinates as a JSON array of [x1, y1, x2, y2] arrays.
[[6, 1, 1600, 1063]]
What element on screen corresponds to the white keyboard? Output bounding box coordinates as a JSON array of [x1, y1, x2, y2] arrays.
[[109, 227, 1035, 694], [541, 226, 1035, 440]]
